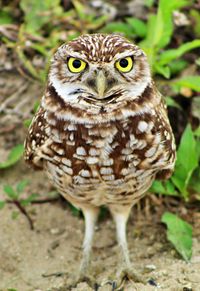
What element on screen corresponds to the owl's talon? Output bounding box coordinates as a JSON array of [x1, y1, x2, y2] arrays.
[[74, 272, 97, 288], [100, 279, 118, 290], [117, 267, 146, 286]]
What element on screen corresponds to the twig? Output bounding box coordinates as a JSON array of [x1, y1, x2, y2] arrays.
[[6, 196, 59, 205], [0, 83, 28, 113], [42, 271, 68, 278], [13, 200, 34, 230]]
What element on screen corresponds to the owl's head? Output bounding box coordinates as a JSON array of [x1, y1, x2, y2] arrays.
[[48, 34, 151, 113]]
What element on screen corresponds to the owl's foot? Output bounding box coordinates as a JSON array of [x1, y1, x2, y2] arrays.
[[101, 267, 146, 290], [65, 272, 97, 290], [77, 273, 96, 286], [116, 266, 146, 286]]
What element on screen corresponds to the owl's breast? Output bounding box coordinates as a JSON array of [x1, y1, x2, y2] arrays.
[[43, 111, 175, 206]]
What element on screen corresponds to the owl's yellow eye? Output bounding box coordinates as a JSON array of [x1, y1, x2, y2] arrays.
[[67, 57, 87, 73], [115, 56, 133, 73]]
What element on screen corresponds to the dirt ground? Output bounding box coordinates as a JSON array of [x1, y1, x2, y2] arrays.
[[0, 73, 200, 291]]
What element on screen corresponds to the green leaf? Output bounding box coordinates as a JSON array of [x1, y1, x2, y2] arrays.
[[173, 76, 200, 92], [154, 63, 170, 78], [68, 203, 81, 217], [16, 46, 45, 82], [158, 40, 200, 65], [0, 10, 14, 24], [3, 185, 17, 199], [194, 126, 200, 137], [21, 193, 39, 206], [102, 22, 134, 38], [16, 180, 29, 195], [190, 9, 200, 38], [171, 124, 198, 199], [189, 167, 200, 193], [0, 144, 24, 169], [20, 0, 62, 34], [168, 59, 188, 76], [142, 0, 188, 50], [141, 0, 189, 68], [72, 0, 86, 20], [0, 201, 5, 209], [165, 96, 182, 110], [144, 0, 154, 7], [126, 17, 147, 38], [150, 180, 178, 196], [24, 119, 32, 128], [162, 212, 192, 261]]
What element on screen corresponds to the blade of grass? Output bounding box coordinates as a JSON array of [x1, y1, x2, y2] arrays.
[[0, 144, 24, 169]]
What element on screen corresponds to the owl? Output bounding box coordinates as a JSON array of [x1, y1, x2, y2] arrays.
[[24, 34, 176, 286]]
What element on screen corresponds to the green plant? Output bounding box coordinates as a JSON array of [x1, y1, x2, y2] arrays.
[[0, 180, 39, 229], [0, 144, 24, 169], [162, 212, 193, 261], [0, 0, 107, 82], [151, 124, 200, 200]]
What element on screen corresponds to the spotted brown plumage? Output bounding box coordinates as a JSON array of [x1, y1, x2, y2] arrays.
[[24, 33, 176, 284]]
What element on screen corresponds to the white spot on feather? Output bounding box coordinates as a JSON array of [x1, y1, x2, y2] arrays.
[[87, 157, 98, 164], [63, 165, 73, 175], [138, 121, 148, 132], [76, 147, 86, 156], [80, 169, 91, 178], [145, 147, 156, 158], [62, 158, 71, 167], [100, 167, 113, 175]]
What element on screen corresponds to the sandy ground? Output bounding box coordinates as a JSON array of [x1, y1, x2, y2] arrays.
[[0, 164, 200, 291], [0, 73, 200, 291]]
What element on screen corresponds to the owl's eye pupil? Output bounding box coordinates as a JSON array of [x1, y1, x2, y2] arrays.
[[119, 59, 129, 68], [72, 59, 81, 68]]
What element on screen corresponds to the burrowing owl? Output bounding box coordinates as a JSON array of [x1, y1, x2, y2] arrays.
[[25, 34, 176, 284]]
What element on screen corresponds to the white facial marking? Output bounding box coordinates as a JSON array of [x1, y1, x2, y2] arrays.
[[49, 74, 80, 103]]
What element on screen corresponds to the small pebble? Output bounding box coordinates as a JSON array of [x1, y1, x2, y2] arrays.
[[145, 264, 156, 272], [50, 228, 65, 235]]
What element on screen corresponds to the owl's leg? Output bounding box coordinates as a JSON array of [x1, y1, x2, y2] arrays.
[[79, 207, 99, 278], [109, 208, 145, 287], [113, 211, 131, 268]]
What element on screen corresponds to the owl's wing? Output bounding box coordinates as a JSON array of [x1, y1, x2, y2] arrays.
[[135, 91, 176, 181], [154, 97, 176, 180], [24, 106, 52, 169]]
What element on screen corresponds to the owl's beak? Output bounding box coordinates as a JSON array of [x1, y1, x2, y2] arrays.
[[96, 70, 107, 99]]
